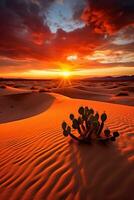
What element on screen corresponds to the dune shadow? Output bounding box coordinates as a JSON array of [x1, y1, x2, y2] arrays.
[[67, 139, 134, 200], [0, 92, 55, 124]]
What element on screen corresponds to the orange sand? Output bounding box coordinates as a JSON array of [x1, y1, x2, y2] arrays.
[[0, 92, 134, 200]]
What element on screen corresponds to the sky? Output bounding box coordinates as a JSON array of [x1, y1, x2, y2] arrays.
[[0, 0, 134, 78]]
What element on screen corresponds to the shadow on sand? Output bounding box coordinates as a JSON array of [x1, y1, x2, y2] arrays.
[[66, 139, 134, 200]]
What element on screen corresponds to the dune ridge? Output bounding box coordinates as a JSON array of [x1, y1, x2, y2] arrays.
[[0, 93, 134, 200], [0, 86, 31, 96], [53, 86, 134, 106]]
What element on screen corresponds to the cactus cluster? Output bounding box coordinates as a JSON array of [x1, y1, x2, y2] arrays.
[[61, 106, 120, 144]]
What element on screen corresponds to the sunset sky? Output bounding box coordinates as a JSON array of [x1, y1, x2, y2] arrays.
[[0, 0, 134, 78]]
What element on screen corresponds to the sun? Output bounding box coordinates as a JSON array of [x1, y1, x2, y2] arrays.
[[58, 69, 72, 87], [62, 71, 70, 78], [61, 70, 71, 78]]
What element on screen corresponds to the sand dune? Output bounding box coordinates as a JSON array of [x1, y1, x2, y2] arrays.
[[0, 93, 134, 200], [1, 79, 134, 106], [53, 87, 110, 101], [0, 92, 55, 123], [0, 86, 31, 96], [53, 87, 134, 106]]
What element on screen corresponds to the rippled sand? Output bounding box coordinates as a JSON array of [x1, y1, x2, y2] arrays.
[[0, 92, 134, 200]]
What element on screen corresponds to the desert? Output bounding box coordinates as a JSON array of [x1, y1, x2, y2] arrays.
[[0, 0, 134, 199], [0, 78, 134, 200]]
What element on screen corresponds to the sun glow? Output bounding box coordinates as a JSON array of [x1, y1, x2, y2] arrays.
[[61, 70, 71, 78], [1, 67, 133, 79], [58, 69, 72, 87]]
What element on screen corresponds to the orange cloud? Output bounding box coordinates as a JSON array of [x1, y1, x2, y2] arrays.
[[0, 0, 134, 78]]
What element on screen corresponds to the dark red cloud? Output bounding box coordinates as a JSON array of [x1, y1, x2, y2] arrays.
[[81, 0, 134, 34], [0, 0, 54, 59], [0, 0, 134, 74], [52, 26, 105, 59], [0, 0, 105, 62]]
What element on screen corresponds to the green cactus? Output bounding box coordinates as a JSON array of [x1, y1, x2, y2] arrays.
[[63, 130, 69, 137], [62, 125, 82, 142], [72, 119, 78, 129], [67, 126, 71, 134], [101, 112, 107, 122], [69, 114, 74, 120], [86, 120, 98, 139], [95, 112, 99, 120], [78, 106, 84, 115], [62, 106, 119, 144], [113, 131, 120, 137], [72, 119, 82, 135], [104, 128, 111, 137], [78, 116, 82, 124], [97, 112, 107, 136], [90, 115, 95, 123], [62, 121, 67, 130], [78, 116, 86, 132], [85, 106, 90, 117], [93, 121, 99, 129], [89, 108, 94, 115]]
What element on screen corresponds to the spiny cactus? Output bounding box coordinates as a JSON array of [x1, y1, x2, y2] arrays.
[[104, 128, 111, 137], [61, 106, 120, 144], [97, 112, 107, 136], [62, 121, 67, 130], [78, 106, 84, 115], [113, 131, 120, 137], [69, 114, 74, 120], [61, 121, 82, 142]]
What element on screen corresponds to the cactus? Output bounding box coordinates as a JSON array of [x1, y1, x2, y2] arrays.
[[62, 121, 67, 130], [69, 114, 74, 121], [85, 106, 90, 118], [63, 129, 69, 137], [95, 112, 99, 120], [70, 114, 83, 134], [86, 121, 98, 139], [62, 125, 83, 142], [61, 106, 120, 144], [62, 123, 71, 137], [101, 112, 107, 122], [85, 107, 89, 128], [78, 106, 84, 115], [78, 116, 82, 124], [113, 131, 120, 137], [72, 119, 82, 135], [78, 116, 86, 132], [104, 128, 111, 137], [97, 113, 107, 136], [90, 108, 94, 115]]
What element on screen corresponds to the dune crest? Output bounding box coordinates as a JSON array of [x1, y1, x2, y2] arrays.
[[0, 86, 31, 96]]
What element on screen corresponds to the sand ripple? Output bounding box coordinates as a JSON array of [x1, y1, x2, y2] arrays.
[[0, 94, 134, 200]]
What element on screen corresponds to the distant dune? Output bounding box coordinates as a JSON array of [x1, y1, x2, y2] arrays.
[[0, 86, 31, 96], [0, 76, 134, 106], [53, 83, 134, 106]]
